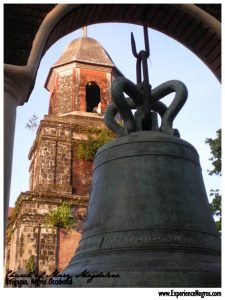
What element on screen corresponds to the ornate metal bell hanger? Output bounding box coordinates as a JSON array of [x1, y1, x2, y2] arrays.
[[104, 25, 188, 138]]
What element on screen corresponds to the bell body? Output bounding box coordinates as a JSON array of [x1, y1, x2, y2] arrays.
[[63, 131, 221, 287]]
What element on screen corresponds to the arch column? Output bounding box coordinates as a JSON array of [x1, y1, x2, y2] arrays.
[[4, 64, 34, 239]]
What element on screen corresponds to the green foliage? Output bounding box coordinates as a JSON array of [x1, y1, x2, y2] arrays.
[[205, 129, 221, 232], [77, 127, 115, 161], [25, 256, 35, 273], [205, 129, 221, 176], [46, 202, 76, 230], [209, 189, 221, 232]]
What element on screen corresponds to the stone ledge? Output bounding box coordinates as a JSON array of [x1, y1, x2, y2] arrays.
[[8, 191, 88, 226]]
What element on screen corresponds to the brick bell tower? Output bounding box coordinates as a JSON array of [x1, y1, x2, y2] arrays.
[[29, 29, 122, 196], [5, 29, 122, 276], [46, 28, 121, 116]]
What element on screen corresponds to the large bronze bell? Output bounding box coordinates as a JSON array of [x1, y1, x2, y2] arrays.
[[61, 26, 220, 287], [62, 131, 221, 287]]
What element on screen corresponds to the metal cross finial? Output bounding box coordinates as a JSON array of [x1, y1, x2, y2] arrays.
[[131, 25, 152, 130]]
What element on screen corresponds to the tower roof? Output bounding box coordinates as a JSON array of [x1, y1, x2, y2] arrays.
[[53, 36, 116, 68], [45, 35, 123, 91]]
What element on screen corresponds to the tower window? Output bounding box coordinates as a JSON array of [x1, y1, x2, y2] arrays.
[[86, 81, 100, 112]]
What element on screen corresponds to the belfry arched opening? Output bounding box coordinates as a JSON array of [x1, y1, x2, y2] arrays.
[[86, 81, 101, 112]]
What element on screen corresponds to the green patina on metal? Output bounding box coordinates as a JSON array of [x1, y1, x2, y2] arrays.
[[104, 26, 188, 138]]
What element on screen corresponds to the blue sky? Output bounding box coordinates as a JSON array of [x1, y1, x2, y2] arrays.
[[9, 23, 221, 207]]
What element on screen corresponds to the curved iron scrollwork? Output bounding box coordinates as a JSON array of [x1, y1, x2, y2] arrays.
[[104, 77, 188, 138], [104, 26, 188, 138]]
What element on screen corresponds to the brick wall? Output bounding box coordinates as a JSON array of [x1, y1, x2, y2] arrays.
[[55, 141, 72, 191], [47, 61, 113, 115], [57, 70, 73, 113], [5, 39, 117, 281], [79, 68, 110, 113], [32, 140, 57, 191], [29, 114, 106, 196], [58, 229, 81, 272], [5, 192, 88, 275], [72, 145, 93, 195]]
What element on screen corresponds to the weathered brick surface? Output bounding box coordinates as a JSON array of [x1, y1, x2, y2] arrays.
[[55, 142, 72, 187], [5, 192, 88, 274], [58, 229, 81, 272], [29, 113, 106, 196], [38, 227, 57, 273], [32, 140, 57, 190], [47, 56, 113, 115], [72, 145, 93, 195], [79, 68, 111, 113], [5, 36, 116, 278], [57, 70, 73, 113]]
